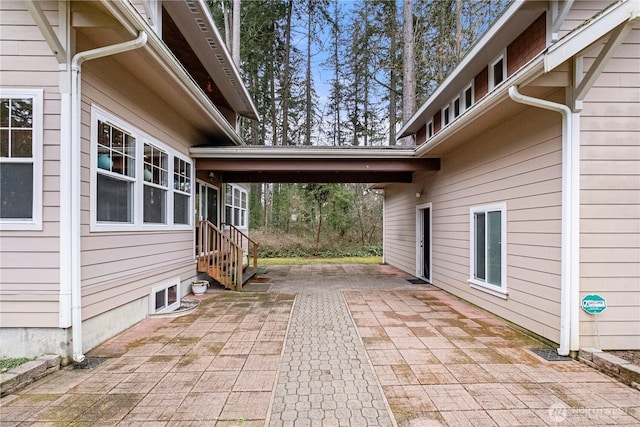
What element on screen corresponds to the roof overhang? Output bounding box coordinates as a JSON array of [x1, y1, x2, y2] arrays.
[[162, 0, 259, 121], [413, 0, 640, 158], [398, 0, 547, 139], [545, 0, 640, 71], [77, 0, 247, 145], [192, 146, 440, 183]]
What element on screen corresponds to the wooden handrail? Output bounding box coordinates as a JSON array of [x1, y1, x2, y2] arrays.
[[222, 223, 259, 274], [196, 221, 243, 290]]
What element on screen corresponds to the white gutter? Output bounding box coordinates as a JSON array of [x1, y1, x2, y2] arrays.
[[190, 146, 417, 159], [508, 85, 580, 357], [68, 31, 148, 362]]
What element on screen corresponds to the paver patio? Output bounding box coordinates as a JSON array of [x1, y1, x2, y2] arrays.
[[1, 264, 639, 426]]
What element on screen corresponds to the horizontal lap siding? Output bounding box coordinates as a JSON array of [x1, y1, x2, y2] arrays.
[[386, 105, 564, 343], [0, 2, 61, 327], [578, 26, 640, 350], [384, 187, 420, 274], [558, 1, 613, 39], [79, 62, 198, 321]]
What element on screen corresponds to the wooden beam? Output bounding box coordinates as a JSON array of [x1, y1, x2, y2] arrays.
[[196, 158, 440, 173], [218, 170, 416, 183]]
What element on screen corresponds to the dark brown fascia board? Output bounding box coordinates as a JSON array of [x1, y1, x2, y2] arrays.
[[218, 171, 415, 184], [196, 158, 440, 173]]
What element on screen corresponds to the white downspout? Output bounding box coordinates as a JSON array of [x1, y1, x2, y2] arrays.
[[508, 85, 580, 357], [70, 31, 148, 362]]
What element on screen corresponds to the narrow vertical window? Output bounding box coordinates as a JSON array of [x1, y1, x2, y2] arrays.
[[225, 184, 248, 228], [443, 106, 450, 126], [96, 121, 136, 223], [427, 121, 433, 139], [470, 203, 507, 297], [464, 85, 473, 110], [489, 53, 506, 90], [0, 91, 42, 229], [173, 157, 191, 225], [453, 97, 461, 118], [143, 143, 168, 224]]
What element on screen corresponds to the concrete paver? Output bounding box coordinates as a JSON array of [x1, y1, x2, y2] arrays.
[[1, 264, 639, 426], [268, 291, 394, 426]]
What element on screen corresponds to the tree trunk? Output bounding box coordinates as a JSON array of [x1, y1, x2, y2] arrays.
[[388, 0, 398, 146], [305, 1, 313, 146], [232, 0, 241, 68], [281, 0, 293, 146], [401, 0, 416, 146]]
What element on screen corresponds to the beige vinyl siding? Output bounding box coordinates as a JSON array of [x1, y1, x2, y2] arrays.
[[557, 1, 614, 39], [578, 25, 640, 350], [0, 1, 61, 327], [383, 187, 419, 274], [385, 105, 564, 343], [77, 58, 198, 321]]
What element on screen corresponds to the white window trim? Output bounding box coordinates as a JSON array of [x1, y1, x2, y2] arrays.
[[452, 96, 461, 119], [438, 80, 474, 133], [468, 202, 508, 299], [426, 120, 434, 139], [441, 105, 450, 128], [225, 183, 248, 229], [0, 89, 43, 231], [488, 51, 507, 91], [143, 0, 162, 35], [149, 277, 180, 314], [463, 82, 474, 111], [90, 105, 193, 232]]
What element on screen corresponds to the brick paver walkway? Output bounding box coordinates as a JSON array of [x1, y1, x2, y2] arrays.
[[268, 291, 394, 426], [1, 264, 639, 426]]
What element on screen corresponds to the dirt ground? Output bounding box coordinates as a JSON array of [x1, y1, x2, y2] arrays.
[[608, 350, 640, 366]]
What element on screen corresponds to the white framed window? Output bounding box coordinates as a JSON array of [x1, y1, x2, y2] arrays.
[[0, 89, 43, 230], [453, 97, 461, 119], [149, 278, 180, 314], [143, 0, 162, 35], [426, 121, 434, 139], [489, 52, 506, 90], [463, 83, 474, 111], [225, 184, 247, 228], [91, 106, 193, 231], [174, 157, 192, 225], [96, 120, 136, 223], [442, 105, 451, 127], [143, 143, 168, 224], [469, 202, 507, 298]]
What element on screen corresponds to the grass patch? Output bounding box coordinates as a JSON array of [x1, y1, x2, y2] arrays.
[[258, 256, 382, 265], [0, 357, 33, 373]]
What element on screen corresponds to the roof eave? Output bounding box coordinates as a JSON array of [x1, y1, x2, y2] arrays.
[[103, 0, 245, 146], [545, 0, 640, 71], [190, 146, 418, 159], [414, 56, 545, 158], [398, 0, 533, 139]]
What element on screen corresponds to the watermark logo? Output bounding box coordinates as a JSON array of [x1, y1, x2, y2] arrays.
[[547, 404, 635, 424], [548, 403, 568, 423]]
